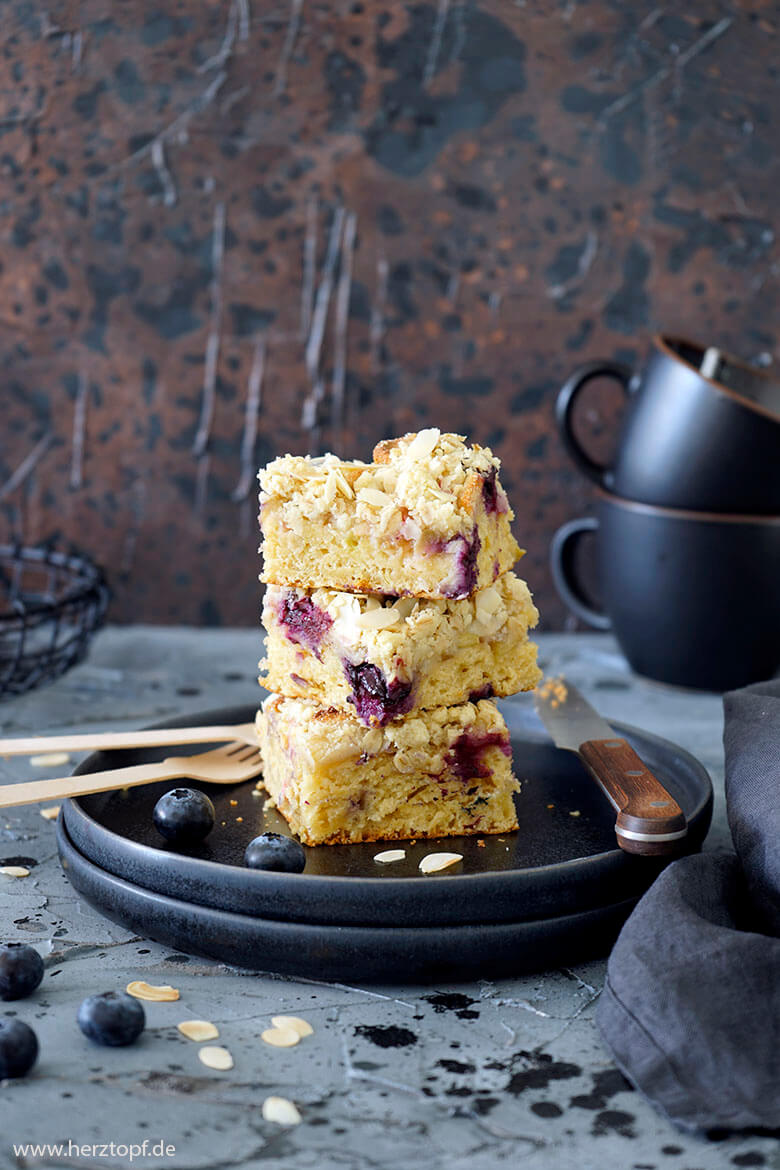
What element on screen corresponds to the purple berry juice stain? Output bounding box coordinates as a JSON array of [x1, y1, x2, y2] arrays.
[[481, 468, 508, 515], [278, 593, 332, 659], [446, 730, 511, 782]]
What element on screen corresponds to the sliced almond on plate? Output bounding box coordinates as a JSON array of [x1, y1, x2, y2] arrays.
[[0, 866, 30, 878], [373, 849, 406, 864], [126, 980, 180, 1002], [419, 852, 463, 874]]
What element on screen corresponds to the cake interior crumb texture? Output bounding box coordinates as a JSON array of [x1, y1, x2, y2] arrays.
[[256, 697, 520, 845], [260, 572, 541, 724]]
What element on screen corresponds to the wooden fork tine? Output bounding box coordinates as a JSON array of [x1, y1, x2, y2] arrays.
[[0, 740, 263, 808]]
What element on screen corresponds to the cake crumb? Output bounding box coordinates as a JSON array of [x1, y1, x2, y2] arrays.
[[569, 810, 581, 817], [40, 805, 61, 821], [229, 799, 238, 807], [537, 674, 569, 705]]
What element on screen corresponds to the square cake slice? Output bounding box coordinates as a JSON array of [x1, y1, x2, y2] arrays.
[[258, 429, 521, 599], [256, 696, 520, 845], [260, 572, 541, 725]]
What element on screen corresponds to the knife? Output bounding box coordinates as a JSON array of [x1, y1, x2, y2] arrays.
[[534, 677, 687, 856]]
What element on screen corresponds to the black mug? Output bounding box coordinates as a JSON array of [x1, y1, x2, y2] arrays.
[[556, 335, 780, 513], [551, 490, 780, 692]]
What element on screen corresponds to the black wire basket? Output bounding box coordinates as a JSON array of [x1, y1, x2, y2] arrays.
[[0, 544, 110, 699]]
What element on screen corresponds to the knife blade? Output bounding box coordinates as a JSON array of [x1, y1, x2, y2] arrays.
[[534, 676, 687, 856]]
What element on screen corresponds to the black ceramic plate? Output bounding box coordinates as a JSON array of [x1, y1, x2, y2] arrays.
[[62, 699, 712, 927], [57, 818, 640, 981]]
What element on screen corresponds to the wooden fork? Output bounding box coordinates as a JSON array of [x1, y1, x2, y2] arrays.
[[0, 723, 258, 759], [0, 742, 263, 809]]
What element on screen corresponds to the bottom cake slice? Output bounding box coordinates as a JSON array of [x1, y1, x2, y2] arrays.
[[256, 695, 519, 845]]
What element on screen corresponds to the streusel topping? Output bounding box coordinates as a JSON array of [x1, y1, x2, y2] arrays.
[[258, 429, 510, 542], [263, 574, 536, 679], [259, 695, 508, 777]]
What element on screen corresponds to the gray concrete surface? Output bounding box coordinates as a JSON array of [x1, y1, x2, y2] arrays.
[[0, 629, 775, 1170]]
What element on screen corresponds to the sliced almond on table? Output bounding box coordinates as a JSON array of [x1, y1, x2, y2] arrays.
[[39, 805, 61, 821], [0, 866, 30, 878], [419, 852, 463, 874], [261, 1026, 300, 1048], [262, 1096, 302, 1126], [271, 1015, 313, 1038], [30, 752, 70, 768], [178, 1020, 219, 1042], [126, 980, 180, 1002], [374, 849, 406, 864], [198, 1045, 233, 1071]]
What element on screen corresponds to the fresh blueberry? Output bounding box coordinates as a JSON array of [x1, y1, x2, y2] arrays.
[[0, 943, 44, 1001], [153, 787, 215, 845], [0, 1019, 38, 1078], [244, 833, 306, 873], [77, 991, 145, 1047]]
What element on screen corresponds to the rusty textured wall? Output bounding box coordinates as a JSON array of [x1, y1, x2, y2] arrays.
[[1, 1, 778, 628]]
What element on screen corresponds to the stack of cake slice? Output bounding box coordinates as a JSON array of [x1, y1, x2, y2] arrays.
[[256, 429, 541, 846]]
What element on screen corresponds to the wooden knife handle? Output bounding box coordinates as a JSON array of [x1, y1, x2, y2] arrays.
[[579, 737, 687, 857]]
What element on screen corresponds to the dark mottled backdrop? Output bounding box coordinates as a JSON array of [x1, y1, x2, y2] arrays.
[[1, 1, 778, 627]]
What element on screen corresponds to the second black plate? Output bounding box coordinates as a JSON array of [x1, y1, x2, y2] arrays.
[[62, 699, 712, 927], [57, 819, 640, 982]]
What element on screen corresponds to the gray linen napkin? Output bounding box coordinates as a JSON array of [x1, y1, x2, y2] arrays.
[[596, 678, 780, 1132]]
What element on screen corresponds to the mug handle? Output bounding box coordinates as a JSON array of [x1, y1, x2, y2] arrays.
[[555, 360, 633, 487], [550, 517, 611, 630]]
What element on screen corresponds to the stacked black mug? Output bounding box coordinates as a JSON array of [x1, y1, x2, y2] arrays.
[[552, 335, 780, 691]]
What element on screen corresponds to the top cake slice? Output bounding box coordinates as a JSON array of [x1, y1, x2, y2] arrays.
[[258, 429, 521, 599]]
